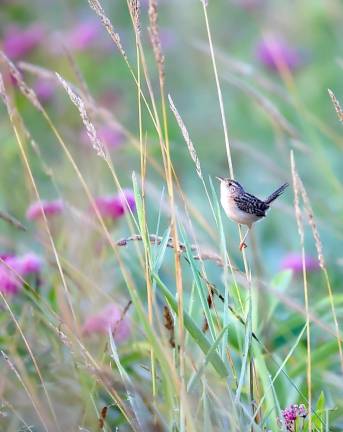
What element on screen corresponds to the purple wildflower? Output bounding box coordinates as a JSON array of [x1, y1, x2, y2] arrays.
[[117, 189, 136, 213], [0, 266, 21, 295], [256, 36, 301, 72], [97, 125, 125, 150], [3, 24, 44, 59], [0, 252, 42, 295], [94, 195, 124, 219], [281, 404, 307, 431], [82, 303, 130, 343], [26, 199, 64, 221], [281, 253, 320, 273], [34, 79, 55, 104], [66, 21, 100, 52], [15, 253, 42, 275], [94, 189, 135, 220]]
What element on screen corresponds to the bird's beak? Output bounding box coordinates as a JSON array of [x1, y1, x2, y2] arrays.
[[216, 176, 224, 182]]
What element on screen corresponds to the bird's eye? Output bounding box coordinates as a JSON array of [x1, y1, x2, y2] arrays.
[[228, 182, 232, 186]]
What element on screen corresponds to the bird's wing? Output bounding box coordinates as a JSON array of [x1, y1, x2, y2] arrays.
[[234, 193, 269, 217]]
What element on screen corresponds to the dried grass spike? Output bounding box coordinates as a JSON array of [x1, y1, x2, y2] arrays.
[[163, 305, 175, 348], [129, 0, 141, 35], [148, 0, 165, 82], [328, 89, 343, 123], [56, 73, 106, 159], [168, 94, 203, 179], [88, 0, 127, 60], [298, 178, 325, 270], [290, 152, 304, 244]]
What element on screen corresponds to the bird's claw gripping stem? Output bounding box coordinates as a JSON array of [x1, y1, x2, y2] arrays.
[[239, 242, 247, 251]]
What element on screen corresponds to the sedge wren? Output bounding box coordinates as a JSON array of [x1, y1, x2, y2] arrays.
[[216, 177, 288, 250]]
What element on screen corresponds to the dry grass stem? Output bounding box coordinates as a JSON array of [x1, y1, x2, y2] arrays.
[[297, 173, 343, 372], [0, 209, 26, 231], [290, 150, 311, 430], [168, 95, 202, 179], [0, 51, 42, 112]]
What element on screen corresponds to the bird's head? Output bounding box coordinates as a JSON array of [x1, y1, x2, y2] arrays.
[[216, 177, 244, 198]]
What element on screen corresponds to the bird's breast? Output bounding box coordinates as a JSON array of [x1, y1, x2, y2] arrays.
[[220, 187, 260, 226]]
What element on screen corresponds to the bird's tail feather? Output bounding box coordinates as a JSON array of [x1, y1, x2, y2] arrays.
[[265, 183, 289, 204]]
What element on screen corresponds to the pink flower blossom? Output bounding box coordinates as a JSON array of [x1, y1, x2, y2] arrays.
[[281, 253, 320, 273], [66, 21, 100, 52], [82, 303, 130, 342], [94, 189, 135, 220], [0, 252, 42, 295], [94, 195, 125, 219], [26, 199, 64, 221], [256, 36, 302, 72], [3, 24, 44, 59], [15, 253, 42, 275], [98, 125, 125, 150], [117, 189, 136, 213], [0, 266, 21, 295], [280, 404, 307, 431], [34, 79, 55, 104]]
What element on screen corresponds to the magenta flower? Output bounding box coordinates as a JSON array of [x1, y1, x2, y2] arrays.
[[66, 21, 100, 52], [3, 24, 44, 59], [34, 79, 55, 104], [94, 189, 135, 220], [94, 195, 125, 219], [0, 252, 42, 295], [15, 253, 42, 275], [0, 266, 21, 295], [26, 199, 64, 221], [280, 404, 307, 431], [82, 303, 130, 343], [98, 125, 125, 150], [256, 36, 301, 72], [117, 189, 136, 213], [281, 253, 319, 273]]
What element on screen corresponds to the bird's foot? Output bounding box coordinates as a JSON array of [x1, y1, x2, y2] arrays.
[[239, 242, 247, 251]]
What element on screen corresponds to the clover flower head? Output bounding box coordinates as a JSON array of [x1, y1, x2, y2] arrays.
[[281, 253, 319, 273], [280, 404, 308, 431], [82, 303, 130, 343], [3, 23, 44, 59], [256, 36, 301, 72], [26, 199, 64, 221]]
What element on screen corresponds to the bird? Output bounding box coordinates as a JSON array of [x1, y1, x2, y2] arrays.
[[216, 177, 288, 250]]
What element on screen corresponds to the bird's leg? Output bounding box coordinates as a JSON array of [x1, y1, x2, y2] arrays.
[[239, 226, 250, 251]]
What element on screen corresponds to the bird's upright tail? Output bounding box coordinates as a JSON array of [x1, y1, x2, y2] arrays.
[[264, 182, 289, 204]]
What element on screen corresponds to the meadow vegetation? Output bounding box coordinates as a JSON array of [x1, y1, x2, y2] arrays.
[[0, 0, 342, 430]]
